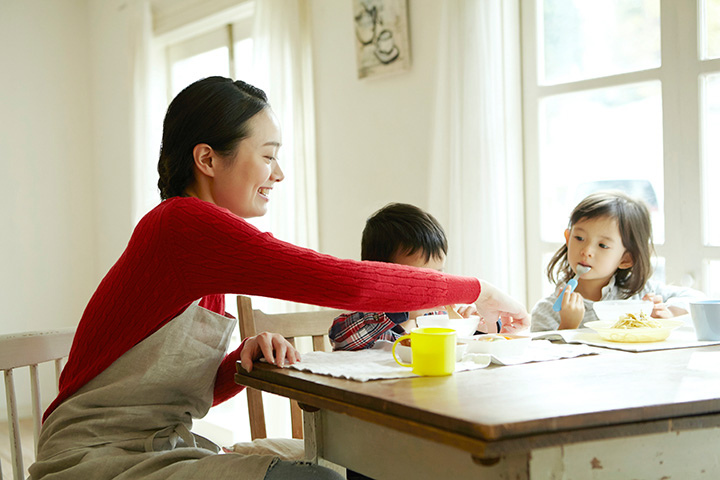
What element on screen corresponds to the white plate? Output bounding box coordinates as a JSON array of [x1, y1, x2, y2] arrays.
[[585, 319, 684, 343], [416, 315, 479, 337]]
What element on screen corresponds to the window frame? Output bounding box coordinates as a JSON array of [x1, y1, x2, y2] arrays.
[[521, 0, 720, 305]]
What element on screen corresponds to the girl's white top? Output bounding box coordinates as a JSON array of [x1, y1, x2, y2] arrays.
[[531, 275, 706, 332]]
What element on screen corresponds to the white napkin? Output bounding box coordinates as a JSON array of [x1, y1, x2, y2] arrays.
[[478, 339, 599, 365], [289, 342, 491, 382], [287, 340, 599, 381]]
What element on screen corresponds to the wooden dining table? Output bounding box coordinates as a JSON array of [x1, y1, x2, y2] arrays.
[[234, 342, 720, 479]]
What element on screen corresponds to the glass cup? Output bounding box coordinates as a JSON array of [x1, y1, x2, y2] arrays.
[[392, 327, 456, 376], [690, 300, 720, 341]]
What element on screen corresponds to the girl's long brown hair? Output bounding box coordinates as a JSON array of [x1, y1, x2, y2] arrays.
[[547, 191, 654, 298]]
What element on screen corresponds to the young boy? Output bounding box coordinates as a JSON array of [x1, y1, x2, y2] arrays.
[[328, 203, 497, 351]]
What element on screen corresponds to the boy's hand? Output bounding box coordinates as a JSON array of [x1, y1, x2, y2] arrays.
[[239, 332, 300, 373], [399, 318, 417, 332], [558, 289, 585, 329], [455, 303, 478, 317], [408, 308, 437, 320]]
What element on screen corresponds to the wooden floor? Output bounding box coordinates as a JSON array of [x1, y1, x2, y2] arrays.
[[0, 417, 34, 479]]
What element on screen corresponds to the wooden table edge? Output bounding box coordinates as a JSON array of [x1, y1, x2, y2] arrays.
[[234, 368, 720, 460]]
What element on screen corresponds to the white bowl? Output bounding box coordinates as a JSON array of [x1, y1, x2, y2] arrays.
[[394, 343, 413, 363], [416, 314, 479, 337], [465, 334, 531, 356], [394, 342, 468, 363], [585, 319, 684, 343], [592, 300, 654, 323]]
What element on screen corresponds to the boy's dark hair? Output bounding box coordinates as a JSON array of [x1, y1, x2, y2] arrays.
[[361, 203, 448, 263], [157, 76, 270, 200], [547, 190, 654, 298]]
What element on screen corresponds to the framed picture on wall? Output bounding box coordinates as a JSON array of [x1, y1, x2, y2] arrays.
[[353, 0, 411, 79]]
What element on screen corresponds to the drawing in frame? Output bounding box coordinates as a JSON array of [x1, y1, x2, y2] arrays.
[[353, 0, 411, 79]]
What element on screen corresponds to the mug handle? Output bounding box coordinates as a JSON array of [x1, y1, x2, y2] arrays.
[[392, 335, 412, 367]]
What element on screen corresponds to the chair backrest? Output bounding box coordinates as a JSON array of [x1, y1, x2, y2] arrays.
[[0, 328, 75, 480], [236, 296, 341, 440]]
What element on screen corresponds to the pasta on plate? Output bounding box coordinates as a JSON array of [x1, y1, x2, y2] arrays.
[[585, 317, 684, 343], [611, 312, 662, 329]]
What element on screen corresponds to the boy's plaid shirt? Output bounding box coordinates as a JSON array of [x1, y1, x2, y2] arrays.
[[328, 311, 410, 351], [329, 310, 501, 350], [328, 311, 447, 351]]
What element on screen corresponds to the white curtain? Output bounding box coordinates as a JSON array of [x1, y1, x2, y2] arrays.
[[429, 0, 526, 302], [130, 0, 161, 224], [249, 0, 319, 312]]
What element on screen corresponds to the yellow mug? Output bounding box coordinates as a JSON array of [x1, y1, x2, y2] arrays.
[[392, 327, 456, 376]]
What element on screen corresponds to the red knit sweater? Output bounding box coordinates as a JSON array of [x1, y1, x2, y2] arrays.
[[45, 197, 480, 419]]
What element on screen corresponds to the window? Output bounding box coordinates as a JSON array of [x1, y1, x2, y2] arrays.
[[165, 21, 254, 100], [522, 0, 720, 304]]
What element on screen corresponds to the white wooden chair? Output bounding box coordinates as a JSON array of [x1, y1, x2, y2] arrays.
[[0, 328, 75, 480]]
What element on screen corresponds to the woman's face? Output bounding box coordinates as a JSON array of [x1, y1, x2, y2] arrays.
[[213, 108, 284, 218]]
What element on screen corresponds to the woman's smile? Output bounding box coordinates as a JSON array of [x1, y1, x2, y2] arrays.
[[258, 187, 272, 200]]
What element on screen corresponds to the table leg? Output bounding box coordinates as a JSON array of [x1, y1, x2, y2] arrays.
[[302, 409, 320, 463], [303, 409, 347, 476]]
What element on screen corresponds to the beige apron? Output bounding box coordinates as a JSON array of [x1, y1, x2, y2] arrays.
[[29, 301, 275, 480]]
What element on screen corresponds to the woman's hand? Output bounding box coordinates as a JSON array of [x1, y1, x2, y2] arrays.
[[558, 290, 585, 329], [239, 332, 301, 373], [474, 316, 496, 334], [475, 280, 530, 333], [642, 293, 673, 318]]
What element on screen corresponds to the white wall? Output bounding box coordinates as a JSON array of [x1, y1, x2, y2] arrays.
[[86, 0, 143, 270], [0, 0, 96, 335], [309, 0, 443, 260], [0, 0, 446, 423], [0, 0, 444, 338]]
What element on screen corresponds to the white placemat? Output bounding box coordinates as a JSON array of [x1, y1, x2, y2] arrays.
[[484, 339, 600, 365], [532, 316, 720, 352], [287, 340, 599, 381]]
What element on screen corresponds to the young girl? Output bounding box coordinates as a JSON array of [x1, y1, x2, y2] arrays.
[[531, 191, 704, 331]]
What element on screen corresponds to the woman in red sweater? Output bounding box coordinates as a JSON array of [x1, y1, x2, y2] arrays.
[[30, 77, 529, 480]]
